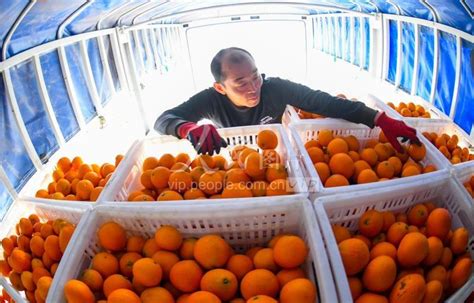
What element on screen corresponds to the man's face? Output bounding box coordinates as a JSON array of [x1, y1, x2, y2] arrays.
[[214, 54, 263, 108]]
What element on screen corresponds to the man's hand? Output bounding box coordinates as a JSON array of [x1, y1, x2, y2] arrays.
[[178, 122, 227, 155], [375, 112, 420, 153]]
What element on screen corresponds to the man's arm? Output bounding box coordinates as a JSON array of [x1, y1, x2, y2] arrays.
[[154, 89, 215, 137], [282, 79, 378, 127]]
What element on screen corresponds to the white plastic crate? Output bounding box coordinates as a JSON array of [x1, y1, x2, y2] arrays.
[[100, 124, 308, 204], [0, 199, 89, 303], [414, 121, 474, 171], [288, 119, 449, 201], [368, 94, 451, 127], [454, 161, 474, 203], [49, 198, 337, 303], [314, 178, 474, 303]]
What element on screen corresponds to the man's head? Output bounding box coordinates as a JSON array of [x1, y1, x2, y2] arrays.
[[211, 47, 263, 108]]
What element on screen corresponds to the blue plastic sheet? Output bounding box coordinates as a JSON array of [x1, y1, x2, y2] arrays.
[[399, 22, 415, 92], [387, 20, 398, 83], [143, 29, 155, 71], [344, 17, 351, 62], [454, 40, 474, 134], [65, 43, 97, 122], [433, 31, 456, 115], [87, 38, 112, 106], [363, 17, 370, 70], [130, 30, 144, 75], [0, 72, 36, 191], [10, 59, 59, 162], [336, 17, 342, 59], [322, 18, 329, 53], [354, 17, 360, 66], [40, 51, 80, 141], [416, 26, 434, 101]]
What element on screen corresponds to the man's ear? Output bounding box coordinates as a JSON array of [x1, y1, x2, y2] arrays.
[[213, 82, 226, 95]]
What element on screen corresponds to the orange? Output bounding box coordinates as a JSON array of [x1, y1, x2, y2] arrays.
[[91, 252, 119, 278], [222, 183, 253, 198], [273, 235, 307, 269], [344, 135, 360, 151], [75, 179, 94, 200], [119, 252, 141, 278], [425, 208, 451, 239], [450, 227, 469, 255], [141, 287, 175, 303], [226, 254, 254, 281], [0, 259, 11, 276], [187, 290, 221, 303], [158, 154, 176, 169], [245, 295, 277, 302], [155, 225, 182, 251], [175, 153, 191, 164], [170, 260, 203, 292], [59, 224, 74, 253], [150, 167, 171, 189], [381, 211, 396, 232], [125, 235, 145, 253], [244, 153, 265, 178], [30, 235, 45, 257], [168, 170, 193, 193], [36, 276, 52, 300], [103, 274, 132, 297], [388, 156, 402, 176], [374, 143, 391, 161], [64, 279, 95, 303], [401, 165, 421, 177], [32, 267, 51, 285], [408, 143, 426, 161], [325, 174, 349, 187], [362, 256, 396, 292], [83, 171, 101, 187], [422, 280, 443, 303], [314, 162, 331, 184], [196, 154, 216, 169], [317, 129, 334, 146], [36, 189, 50, 198], [80, 268, 103, 291], [171, 162, 189, 171], [133, 257, 162, 287], [276, 268, 306, 287], [199, 171, 224, 195], [358, 210, 383, 238], [304, 139, 321, 149], [152, 250, 179, 280], [55, 178, 72, 196], [266, 179, 291, 196], [370, 242, 397, 260], [357, 169, 378, 184], [279, 278, 316, 303], [98, 221, 126, 252], [307, 147, 325, 164], [397, 232, 428, 267], [257, 130, 278, 149], [240, 269, 279, 300], [43, 235, 61, 262], [327, 138, 349, 156], [426, 265, 447, 284], [180, 238, 197, 260], [423, 236, 444, 266], [332, 225, 351, 244], [450, 257, 472, 289], [20, 271, 34, 291], [360, 148, 378, 166], [407, 204, 429, 227], [142, 238, 160, 257], [200, 268, 238, 301], [157, 190, 184, 201], [439, 247, 453, 269], [329, 153, 354, 179], [250, 181, 268, 197], [57, 157, 72, 172], [184, 188, 207, 199], [389, 274, 426, 303], [387, 221, 409, 246], [423, 164, 437, 173], [194, 235, 232, 269], [253, 248, 278, 272], [338, 238, 369, 275], [348, 277, 363, 301], [224, 168, 251, 185], [353, 235, 371, 249], [108, 289, 141, 303], [265, 163, 288, 182], [376, 161, 395, 178], [262, 149, 281, 166]]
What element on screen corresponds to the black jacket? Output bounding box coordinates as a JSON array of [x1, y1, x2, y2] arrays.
[[154, 75, 378, 137]]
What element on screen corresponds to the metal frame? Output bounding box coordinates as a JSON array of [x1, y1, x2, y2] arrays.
[[350, 16, 355, 63], [142, 28, 153, 71], [1, 0, 37, 61], [32, 55, 66, 147], [360, 16, 367, 69], [429, 28, 439, 103], [110, 30, 129, 90], [117, 1, 152, 27], [0, 167, 18, 199], [96, 35, 115, 98], [449, 36, 463, 119], [97, 0, 132, 30], [57, 0, 94, 39], [381, 16, 390, 77], [411, 24, 420, 95], [394, 19, 402, 87], [132, 1, 170, 25], [2, 69, 43, 170], [79, 39, 103, 114], [132, 29, 146, 74]]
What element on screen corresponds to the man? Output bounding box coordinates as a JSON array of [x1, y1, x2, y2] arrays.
[[155, 47, 418, 155]]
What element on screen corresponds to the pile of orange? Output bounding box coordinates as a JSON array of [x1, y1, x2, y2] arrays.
[[305, 129, 435, 187], [0, 289, 12, 303], [462, 175, 474, 199], [129, 130, 293, 202], [387, 102, 431, 118], [422, 132, 474, 164], [333, 203, 472, 302], [35, 155, 123, 202], [0, 215, 76, 302], [64, 222, 317, 303]]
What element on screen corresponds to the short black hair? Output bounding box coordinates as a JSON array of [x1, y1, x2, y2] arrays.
[[210, 47, 253, 83]]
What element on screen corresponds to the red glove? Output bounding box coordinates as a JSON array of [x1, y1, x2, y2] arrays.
[[178, 122, 227, 155], [375, 112, 420, 153]]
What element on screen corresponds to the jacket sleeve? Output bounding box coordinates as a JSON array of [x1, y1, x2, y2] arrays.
[[154, 89, 216, 137], [282, 79, 379, 127]]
